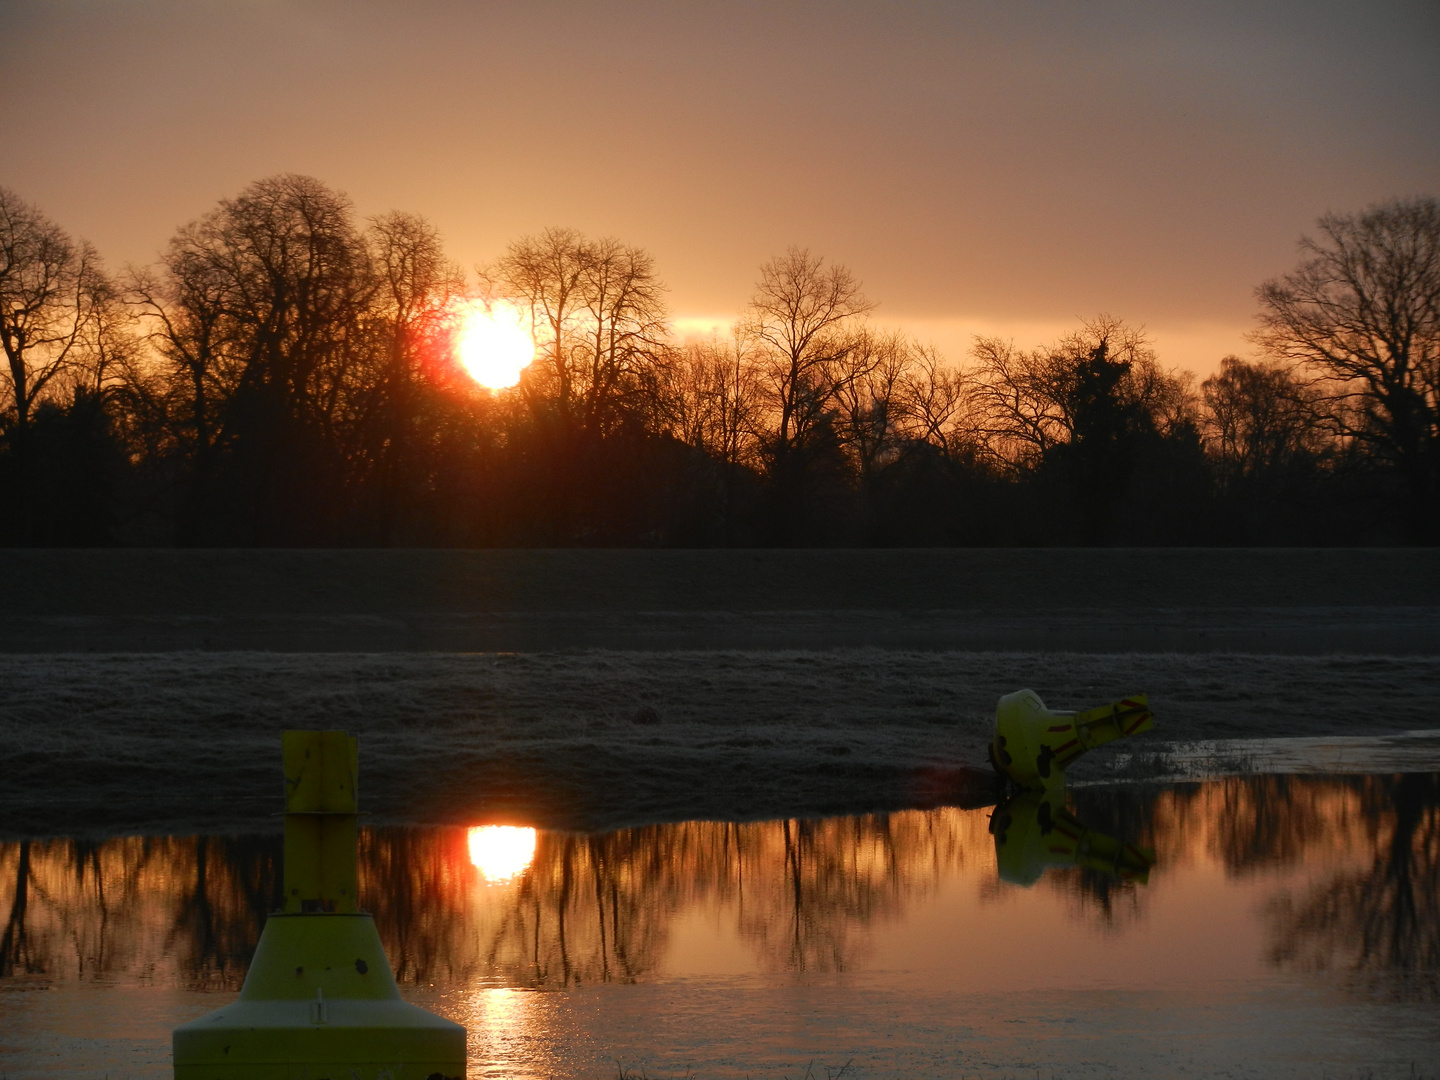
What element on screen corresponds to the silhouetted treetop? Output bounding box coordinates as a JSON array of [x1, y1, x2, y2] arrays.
[[1255, 196, 1440, 538], [0, 177, 1432, 546]]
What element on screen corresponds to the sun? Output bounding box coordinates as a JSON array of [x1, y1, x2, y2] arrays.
[[467, 825, 538, 883], [457, 301, 534, 389]]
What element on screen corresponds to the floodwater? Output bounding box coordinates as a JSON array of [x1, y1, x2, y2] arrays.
[[3, 774, 1438, 1079]]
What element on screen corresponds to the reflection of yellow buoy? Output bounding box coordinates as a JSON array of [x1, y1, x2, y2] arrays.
[[172, 731, 466, 1079], [989, 789, 1155, 887], [989, 690, 1152, 790]]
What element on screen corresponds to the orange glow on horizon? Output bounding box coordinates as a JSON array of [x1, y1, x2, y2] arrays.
[[457, 301, 534, 389], [467, 824, 538, 883]]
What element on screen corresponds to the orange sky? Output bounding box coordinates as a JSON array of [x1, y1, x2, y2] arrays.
[[2, 0, 1436, 376]]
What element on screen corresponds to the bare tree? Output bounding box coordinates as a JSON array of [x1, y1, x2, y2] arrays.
[[137, 175, 374, 454], [742, 247, 873, 461], [1253, 197, 1440, 535], [969, 315, 1189, 472], [968, 316, 1195, 540], [489, 228, 668, 437], [0, 187, 107, 436], [895, 342, 977, 463], [129, 175, 377, 540], [489, 227, 588, 424], [0, 187, 121, 539], [370, 212, 463, 342], [576, 237, 669, 435], [1201, 356, 1325, 493], [830, 326, 911, 482], [354, 212, 466, 539], [204, 174, 373, 434], [130, 249, 233, 465], [665, 330, 763, 470], [57, 270, 137, 403]]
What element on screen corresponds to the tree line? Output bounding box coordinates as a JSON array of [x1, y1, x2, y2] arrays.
[[2, 175, 1436, 546]]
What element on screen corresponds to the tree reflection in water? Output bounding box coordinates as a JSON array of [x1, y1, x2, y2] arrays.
[[2, 774, 1436, 996], [1264, 773, 1440, 999], [366, 811, 982, 986], [0, 834, 279, 988]]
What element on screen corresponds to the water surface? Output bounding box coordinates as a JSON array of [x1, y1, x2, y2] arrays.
[[3, 774, 1437, 1078]]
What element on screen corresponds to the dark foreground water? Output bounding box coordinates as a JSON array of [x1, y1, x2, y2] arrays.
[[3, 774, 1438, 1079]]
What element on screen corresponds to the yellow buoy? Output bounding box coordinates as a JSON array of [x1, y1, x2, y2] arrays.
[[172, 731, 467, 1079], [989, 689, 1152, 789]]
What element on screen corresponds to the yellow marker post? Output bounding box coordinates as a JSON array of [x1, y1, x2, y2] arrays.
[[281, 730, 360, 915], [173, 731, 466, 1080], [989, 690, 1153, 789]]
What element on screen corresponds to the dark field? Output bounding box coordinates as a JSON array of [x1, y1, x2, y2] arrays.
[[3, 548, 1438, 838], [5, 547, 1438, 652], [3, 649, 1439, 839]]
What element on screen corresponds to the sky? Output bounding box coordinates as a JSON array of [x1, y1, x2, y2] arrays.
[[2, 0, 1437, 375]]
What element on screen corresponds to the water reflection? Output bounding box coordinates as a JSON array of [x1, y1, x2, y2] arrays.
[[1264, 772, 1440, 999], [468, 825, 538, 883], [366, 813, 975, 986], [2, 775, 1436, 998], [0, 834, 277, 989], [989, 790, 1155, 887]]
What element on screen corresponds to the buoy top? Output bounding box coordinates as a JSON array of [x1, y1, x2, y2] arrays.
[[283, 730, 359, 813], [281, 731, 361, 914]]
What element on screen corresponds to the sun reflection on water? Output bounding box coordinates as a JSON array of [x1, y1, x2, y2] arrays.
[[463, 986, 554, 1080], [467, 825, 538, 883]]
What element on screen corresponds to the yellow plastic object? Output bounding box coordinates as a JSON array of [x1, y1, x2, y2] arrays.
[[173, 731, 466, 1079], [173, 915, 464, 1079], [282, 730, 360, 914], [989, 690, 1152, 789], [988, 789, 1155, 887]]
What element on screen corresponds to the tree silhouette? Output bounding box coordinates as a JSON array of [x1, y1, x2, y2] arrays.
[[1, 176, 1433, 547], [742, 248, 873, 541], [1255, 197, 1440, 540], [1267, 773, 1440, 1000], [971, 316, 1195, 542], [0, 188, 113, 541]]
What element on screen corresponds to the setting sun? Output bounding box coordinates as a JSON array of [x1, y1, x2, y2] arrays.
[[457, 301, 534, 389], [467, 825, 538, 883]]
